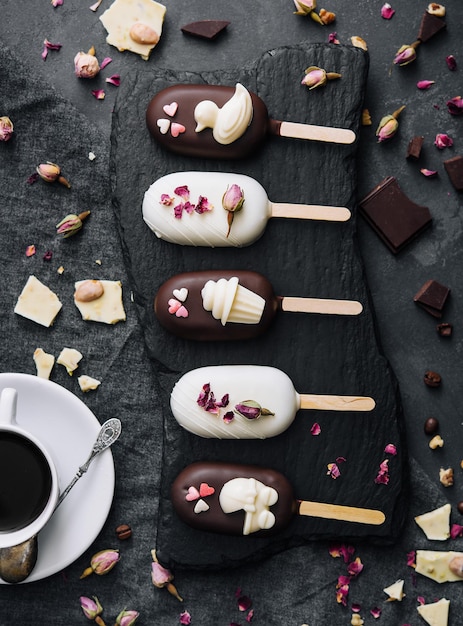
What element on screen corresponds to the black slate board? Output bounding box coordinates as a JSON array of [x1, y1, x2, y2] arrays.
[[110, 41, 408, 569]]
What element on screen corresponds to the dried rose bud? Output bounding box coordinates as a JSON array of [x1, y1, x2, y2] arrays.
[[447, 96, 463, 115], [234, 400, 275, 420], [222, 183, 244, 237], [446, 55, 457, 71], [36, 161, 71, 187], [0, 116, 14, 142], [301, 65, 341, 90], [80, 549, 120, 578], [376, 106, 405, 142], [56, 210, 90, 238], [393, 41, 420, 66], [434, 133, 453, 149], [151, 549, 183, 601], [114, 609, 139, 626], [293, 0, 321, 20], [80, 596, 106, 625], [74, 49, 100, 79]]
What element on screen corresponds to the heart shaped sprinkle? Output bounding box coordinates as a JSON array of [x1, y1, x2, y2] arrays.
[[168, 298, 181, 314], [173, 287, 188, 302], [194, 499, 210, 514], [199, 482, 215, 497], [171, 123, 186, 138], [163, 102, 178, 117], [185, 485, 200, 501], [176, 305, 189, 318], [157, 118, 170, 134]]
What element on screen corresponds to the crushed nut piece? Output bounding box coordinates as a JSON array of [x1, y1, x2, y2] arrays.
[[319, 8, 336, 24], [351, 614, 364, 626], [427, 3, 445, 16], [429, 435, 444, 449], [361, 109, 372, 125], [439, 467, 454, 487]]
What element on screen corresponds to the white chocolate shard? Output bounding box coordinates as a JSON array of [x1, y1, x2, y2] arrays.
[[78, 375, 101, 392], [383, 579, 405, 601], [33, 348, 55, 379], [416, 550, 463, 583], [100, 0, 166, 60], [201, 277, 265, 325], [415, 503, 451, 540], [57, 348, 83, 375], [74, 280, 126, 324], [14, 275, 62, 327], [417, 598, 449, 626]]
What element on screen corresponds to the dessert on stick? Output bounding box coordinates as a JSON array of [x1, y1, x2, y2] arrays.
[[171, 461, 386, 536], [143, 171, 351, 247], [170, 365, 375, 439], [146, 83, 356, 159], [156, 270, 363, 341]]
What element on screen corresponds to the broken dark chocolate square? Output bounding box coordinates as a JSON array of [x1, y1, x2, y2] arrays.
[[406, 136, 424, 160], [181, 20, 230, 40], [414, 279, 450, 318], [359, 176, 432, 254], [417, 12, 446, 42], [444, 155, 463, 191]]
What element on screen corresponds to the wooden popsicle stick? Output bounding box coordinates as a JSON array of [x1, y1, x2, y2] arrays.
[[270, 202, 351, 222], [278, 120, 356, 145], [297, 500, 385, 525], [281, 296, 363, 316], [299, 394, 375, 412]]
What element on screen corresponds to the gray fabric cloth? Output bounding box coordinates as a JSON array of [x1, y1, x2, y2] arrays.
[[1, 41, 463, 626]]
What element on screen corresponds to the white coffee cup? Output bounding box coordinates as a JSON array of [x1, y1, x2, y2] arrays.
[[0, 388, 59, 548]]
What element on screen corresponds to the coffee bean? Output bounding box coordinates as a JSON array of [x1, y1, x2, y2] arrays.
[[424, 370, 442, 387], [115, 524, 132, 540]]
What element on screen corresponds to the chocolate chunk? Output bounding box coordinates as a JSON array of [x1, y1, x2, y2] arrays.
[[437, 322, 452, 337], [181, 20, 230, 40], [444, 155, 463, 191], [414, 279, 450, 318], [424, 417, 439, 435], [406, 135, 424, 160], [417, 12, 446, 42], [359, 176, 432, 253]]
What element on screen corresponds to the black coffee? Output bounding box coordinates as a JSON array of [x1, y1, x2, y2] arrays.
[[0, 431, 53, 532]]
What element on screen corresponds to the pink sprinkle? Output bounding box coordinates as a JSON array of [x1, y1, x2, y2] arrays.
[[100, 57, 112, 69], [310, 422, 321, 435], [105, 74, 120, 86], [25, 244, 36, 257], [417, 80, 435, 90], [384, 443, 397, 455], [381, 3, 395, 19], [91, 89, 105, 100]]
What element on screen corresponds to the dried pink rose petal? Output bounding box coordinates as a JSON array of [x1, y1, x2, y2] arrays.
[[417, 80, 435, 89], [91, 89, 105, 100], [327, 462, 341, 479], [336, 583, 349, 606], [237, 595, 252, 612], [310, 422, 321, 435], [352, 603, 362, 613], [106, 74, 121, 86], [420, 168, 438, 177], [43, 250, 53, 261], [25, 244, 36, 257], [434, 133, 453, 148], [347, 557, 363, 577], [375, 459, 389, 484], [381, 3, 395, 19], [42, 39, 62, 61], [447, 96, 463, 115], [329, 543, 355, 563], [384, 443, 397, 455], [450, 523, 463, 539], [100, 57, 112, 69], [328, 32, 339, 44], [407, 550, 416, 567], [90, 0, 104, 10], [51, 0, 64, 6], [417, 596, 426, 605], [223, 411, 234, 423], [446, 55, 457, 71], [160, 194, 174, 206], [245, 608, 254, 622], [174, 185, 190, 200], [0, 116, 14, 141], [179, 611, 191, 625], [195, 195, 213, 214], [370, 607, 382, 619]]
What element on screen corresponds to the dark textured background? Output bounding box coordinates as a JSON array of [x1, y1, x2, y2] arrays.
[[1, 0, 463, 624]]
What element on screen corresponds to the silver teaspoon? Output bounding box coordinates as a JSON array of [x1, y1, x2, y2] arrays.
[[0, 418, 122, 584]]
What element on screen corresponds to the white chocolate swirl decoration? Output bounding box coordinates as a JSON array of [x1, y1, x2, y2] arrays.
[[201, 277, 265, 325], [219, 477, 278, 535], [194, 83, 253, 145]]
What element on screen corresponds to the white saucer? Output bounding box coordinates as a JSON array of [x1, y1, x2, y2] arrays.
[[0, 373, 115, 583]]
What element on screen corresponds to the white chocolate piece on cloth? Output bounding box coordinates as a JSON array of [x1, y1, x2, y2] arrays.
[[414, 503, 451, 540], [14, 275, 62, 327], [417, 598, 450, 626], [383, 579, 405, 601], [57, 347, 83, 375], [33, 348, 55, 379], [78, 375, 101, 392], [416, 550, 463, 583], [100, 0, 166, 61], [74, 280, 126, 324]]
